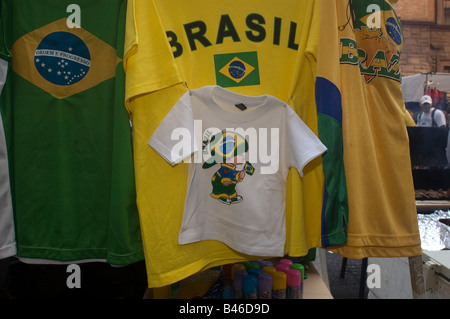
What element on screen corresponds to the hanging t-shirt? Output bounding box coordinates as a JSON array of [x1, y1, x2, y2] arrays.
[[316, 0, 422, 259], [124, 0, 347, 287], [1, 0, 144, 264], [0, 51, 15, 259], [149, 86, 327, 256]]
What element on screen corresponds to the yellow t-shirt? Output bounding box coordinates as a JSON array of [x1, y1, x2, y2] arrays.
[[124, 0, 338, 287], [317, 0, 421, 259]]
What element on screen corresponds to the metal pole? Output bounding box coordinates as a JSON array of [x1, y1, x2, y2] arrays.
[[359, 258, 368, 299], [408, 255, 427, 299]]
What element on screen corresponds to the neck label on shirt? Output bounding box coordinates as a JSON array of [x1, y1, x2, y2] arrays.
[[235, 103, 247, 111]]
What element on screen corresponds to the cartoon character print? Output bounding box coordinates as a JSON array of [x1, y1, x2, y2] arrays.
[[202, 130, 254, 205]]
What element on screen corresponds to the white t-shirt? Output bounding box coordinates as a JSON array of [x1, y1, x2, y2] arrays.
[[149, 86, 327, 256], [0, 57, 16, 259], [417, 108, 446, 127]]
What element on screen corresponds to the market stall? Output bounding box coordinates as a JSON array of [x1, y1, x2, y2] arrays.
[[0, 0, 428, 301]]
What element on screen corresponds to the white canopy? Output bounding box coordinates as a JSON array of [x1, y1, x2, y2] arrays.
[[401, 73, 450, 103]]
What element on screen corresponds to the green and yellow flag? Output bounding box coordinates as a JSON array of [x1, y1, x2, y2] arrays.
[[214, 52, 260, 88], [12, 17, 121, 99], [1, 0, 143, 264]]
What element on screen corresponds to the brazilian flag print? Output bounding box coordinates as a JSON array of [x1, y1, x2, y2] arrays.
[[351, 0, 403, 47], [11, 17, 121, 99], [214, 51, 260, 88], [349, 0, 403, 83], [0, 0, 143, 264]]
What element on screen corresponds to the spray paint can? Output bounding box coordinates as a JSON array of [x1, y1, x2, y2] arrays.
[[272, 271, 287, 299], [258, 272, 272, 299]]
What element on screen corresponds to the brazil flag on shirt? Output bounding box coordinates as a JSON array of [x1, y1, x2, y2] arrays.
[[0, 0, 144, 264]]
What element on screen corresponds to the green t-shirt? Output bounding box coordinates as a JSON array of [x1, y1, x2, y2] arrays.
[[0, 0, 143, 264]]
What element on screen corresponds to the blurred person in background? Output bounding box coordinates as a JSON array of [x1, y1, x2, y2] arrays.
[[416, 95, 447, 128]]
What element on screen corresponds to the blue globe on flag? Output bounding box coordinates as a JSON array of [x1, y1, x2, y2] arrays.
[[228, 60, 246, 80], [220, 135, 236, 156], [385, 17, 402, 46], [34, 31, 91, 86]]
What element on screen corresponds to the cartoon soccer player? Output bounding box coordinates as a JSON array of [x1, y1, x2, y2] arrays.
[[202, 130, 254, 205]]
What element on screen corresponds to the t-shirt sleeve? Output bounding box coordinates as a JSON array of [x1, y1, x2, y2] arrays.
[[286, 105, 327, 177], [124, 0, 183, 114], [148, 92, 198, 165]]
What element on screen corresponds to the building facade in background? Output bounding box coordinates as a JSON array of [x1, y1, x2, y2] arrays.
[[395, 0, 450, 76]]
